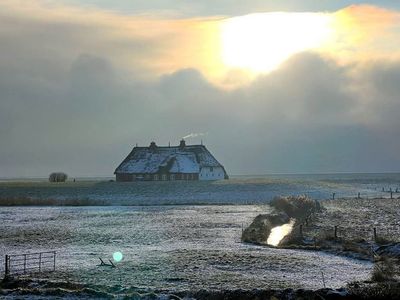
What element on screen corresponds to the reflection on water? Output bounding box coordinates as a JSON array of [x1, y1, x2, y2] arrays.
[[267, 219, 295, 246]]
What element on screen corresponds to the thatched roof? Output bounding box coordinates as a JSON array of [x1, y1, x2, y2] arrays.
[[114, 142, 226, 175]]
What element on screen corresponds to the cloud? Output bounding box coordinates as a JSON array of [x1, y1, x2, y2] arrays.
[[60, 0, 400, 17], [328, 5, 400, 62], [0, 0, 224, 83], [1, 1, 399, 85], [1, 1, 400, 176], [2, 49, 400, 176]]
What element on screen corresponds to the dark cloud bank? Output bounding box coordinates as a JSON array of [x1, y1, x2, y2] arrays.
[[1, 50, 400, 177]]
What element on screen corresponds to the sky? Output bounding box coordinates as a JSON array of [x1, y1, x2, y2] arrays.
[[1, 1, 400, 177]]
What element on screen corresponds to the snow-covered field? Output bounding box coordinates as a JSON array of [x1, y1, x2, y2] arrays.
[[0, 205, 371, 292], [2, 173, 399, 295], [311, 198, 400, 242]]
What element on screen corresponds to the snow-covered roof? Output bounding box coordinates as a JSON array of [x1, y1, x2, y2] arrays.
[[169, 153, 199, 173], [115, 142, 226, 174]]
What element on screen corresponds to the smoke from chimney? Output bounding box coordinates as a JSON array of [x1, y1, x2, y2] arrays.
[[182, 132, 208, 139]]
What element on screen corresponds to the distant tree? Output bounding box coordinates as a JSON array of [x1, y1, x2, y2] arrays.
[[49, 172, 68, 182]]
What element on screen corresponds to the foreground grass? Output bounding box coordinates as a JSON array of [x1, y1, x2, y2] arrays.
[[2, 277, 400, 299]]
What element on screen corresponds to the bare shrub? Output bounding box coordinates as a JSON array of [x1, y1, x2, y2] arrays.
[[372, 256, 397, 282], [375, 236, 393, 245], [348, 281, 400, 299], [270, 195, 322, 219], [49, 172, 68, 182], [316, 229, 336, 243]]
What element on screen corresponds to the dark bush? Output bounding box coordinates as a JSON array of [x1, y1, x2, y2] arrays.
[[348, 281, 400, 299], [371, 256, 397, 282], [49, 172, 68, 182], [270, 195, 322, 219]]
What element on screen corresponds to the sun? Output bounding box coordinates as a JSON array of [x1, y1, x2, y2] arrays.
[[220, 12, 334, 73]]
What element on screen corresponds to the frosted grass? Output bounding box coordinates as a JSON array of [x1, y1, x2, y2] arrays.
[[0, 205, 372, 291], [1, 173, 398, 205]]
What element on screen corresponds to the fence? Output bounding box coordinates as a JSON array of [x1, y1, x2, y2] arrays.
[[4, 251, 56, 278]]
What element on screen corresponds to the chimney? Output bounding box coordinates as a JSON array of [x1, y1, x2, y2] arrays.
[[179, 139, 186, 149], [149, 141, 157, 150]]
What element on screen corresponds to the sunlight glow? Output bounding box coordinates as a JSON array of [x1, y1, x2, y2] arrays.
[[221, 13, 334, 73], [267, 220, 295, 247]]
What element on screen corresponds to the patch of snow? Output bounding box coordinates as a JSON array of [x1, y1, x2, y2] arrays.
[[169, 153, 199, 173]]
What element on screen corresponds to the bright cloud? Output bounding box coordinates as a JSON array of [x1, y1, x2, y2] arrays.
[[1, 1, 400, 87]]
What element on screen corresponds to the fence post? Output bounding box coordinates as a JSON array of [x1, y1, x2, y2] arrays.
[[332, 193, 335, 200], [39, 253, 42, 273], [300, 224, 303, 236], [334, 225, 338, 239], [373, 227, 377, 241], [53, 251, 56, 272], [5, 255, 9, 278], [24, 254, 26, 274]]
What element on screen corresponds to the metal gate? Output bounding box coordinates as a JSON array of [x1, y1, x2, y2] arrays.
[[4, 251, 56, 277]]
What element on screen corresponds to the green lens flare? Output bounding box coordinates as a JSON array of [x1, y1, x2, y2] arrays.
[[113, 251, 123, 262]]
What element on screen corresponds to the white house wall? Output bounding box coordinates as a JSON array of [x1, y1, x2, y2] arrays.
[[199, 167, 225, 180]]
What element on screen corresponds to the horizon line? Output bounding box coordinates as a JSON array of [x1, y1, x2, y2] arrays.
[[1, 171, 400, 180]]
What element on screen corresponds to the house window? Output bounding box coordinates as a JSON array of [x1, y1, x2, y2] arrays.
[[153, 174, 158, 181], [162, 174, 167, 181], [210, 167, 213, 172], [170, 174, 175, 180]]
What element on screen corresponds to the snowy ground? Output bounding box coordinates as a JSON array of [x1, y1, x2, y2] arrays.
[[308, 198, 400, 243], [0, 205, 372, 293]]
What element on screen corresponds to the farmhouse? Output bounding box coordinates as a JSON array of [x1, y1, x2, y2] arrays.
[[114, 140, 229, 181]]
